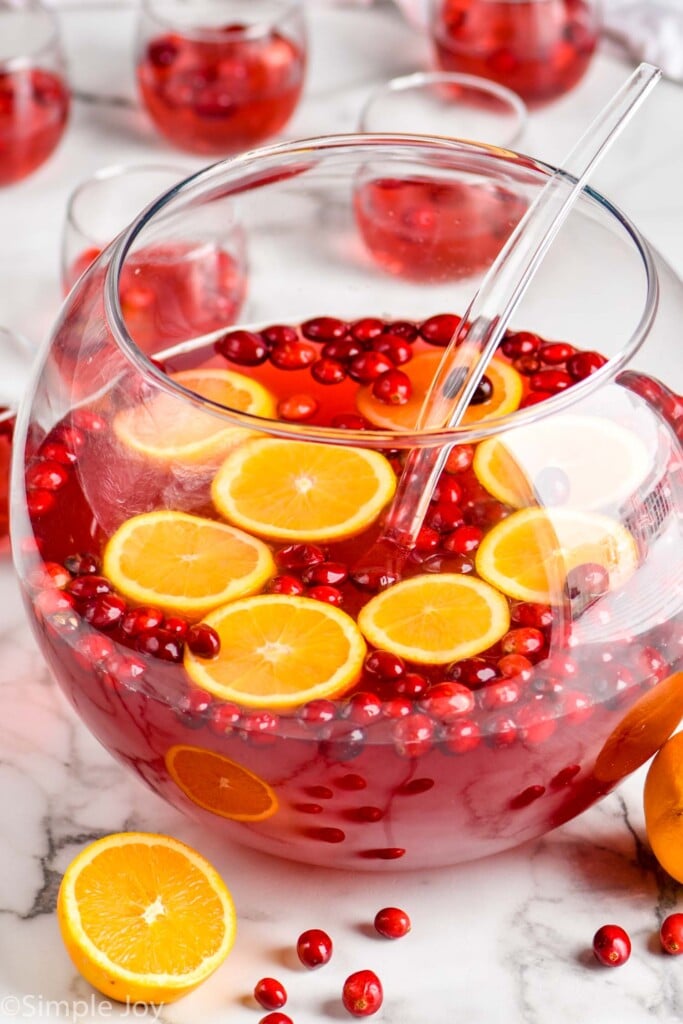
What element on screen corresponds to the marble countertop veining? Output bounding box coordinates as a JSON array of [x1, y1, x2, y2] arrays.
[[1, 3, 683, 1022]]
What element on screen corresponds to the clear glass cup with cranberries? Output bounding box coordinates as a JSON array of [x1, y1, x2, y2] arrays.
[[0, 0, 70, 186], [11, 134, 683, 870], [135, 0, 307, 155]]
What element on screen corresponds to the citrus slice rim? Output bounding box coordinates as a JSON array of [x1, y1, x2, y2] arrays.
[[166, 744, 279, 821]]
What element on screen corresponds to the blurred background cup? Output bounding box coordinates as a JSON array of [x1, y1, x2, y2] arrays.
[[61, 163, 248, 354], [355, 71, 529, 283], [0, 324, 34, 545], [429, 0, 601, 106], [0, 0, 70, 186], [135, 0, 307, 155]]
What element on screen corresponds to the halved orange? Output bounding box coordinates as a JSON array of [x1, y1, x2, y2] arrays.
[[57, 832, 236, 1004], [113, 368, 276, 464], [475, 507, 639, 605], [473, 415, 650, 510], [357, 573, 510, 665], [184, 594, 366, 707], [166, 745, 278, 821], [212, 437, 396, 542], [103, 510, 275, 617], [355, 351, 523, 430]]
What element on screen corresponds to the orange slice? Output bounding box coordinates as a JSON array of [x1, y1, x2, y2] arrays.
[[475, 507, 639, 605], [184, 594, 366, 707], [113, 368, 276, 464], [166, 745, 278, 821], [644, 730, 683, 883], [57, 832, 236, 1004], [357, 573, 510, 665], [212, 437, 396, 542], [356, 351, 523, 430], [473, 415, 650, 510], [103, 510, 275, 617]]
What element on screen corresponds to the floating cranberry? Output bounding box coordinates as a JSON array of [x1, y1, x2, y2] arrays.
[[565, 562, 609, 602], [420, 313, 461, 346], [501, 330, 541, 358], [520, 390, 554, 409], [66, 575, 112, 601], [305, 785, 334, 800], [27, 489, 56, 517], [164, 616, 188, 639], [177, 688, 213, 727], [348, 351, 394, 383], [295, 802, 324, 814], [64, 552, 100, 575], [53, 423, 86, 452], [448, 657, 498, 688], [301, 316, 348, 342], [544, 654, 578, 679], [486, 713, 518, 748], [268, 575, 306, 596], [305, 825, 347, 843], [350, 566, 400, 592], [299, 698, 337, 728], [335, 773, 367, 791], [331, 413, 368, 431], [147, 36, 178, 68], [296, 928, 333, 969], [186, 623, 221, 658], [262, 324, 298, 346], [432, 476, 463, 505], [311, 357, 347, 386], [277, 543, 325, 572], [372, 368, 412, 405], [26, 459, 70, 492], [208, 702, 241, 736], [516, 699, 558, 745], [414, 525, 440, 553], [466, 499, 509, 529], [392, 713, 434, 758], [529, 369, 573, 393], [74, 633, 116, 670], [241, 709, 279, 744], [563, 689, 594, 724], [371, 334, 413, 365], [28, 561, 71, 592], [513, 354, 541, 376], [308, 584, 344, 605], [479, 678, 522, 711], [319, 721, 365, 761], [420, 681, 474, 721], [342, 969, 383, 1017], [345, 805, 383, 823], [321, 338, 363, 363], [83, 594, 127, 631], [216, 329, 268, 366], [270, 340, 317, 371], [511, 602, 554, 629], [278, 393, 318, 421], [71, 409, 106, 433], [343, 692, 383, 726], [501, 628, 545, 658], [385, 320, 418, 340], [592, 924, 631, 967], [302, 561, 349, 587], [259, 1014, 293, 1024], [539, 342, 575, 365], [637, 646, 669, 683], [510, 784, 546, 809], [382, 697, 412, 719], [497, 654, 533, 681], [427, 502, 465, 533], [390, 671, 428, 699], [358, 847, 405, 861], [550, 763, 581, 788], [660, 914, 683, 955], [121, 605, 164, 637], [40, 440, 77, 466], [135, 627, 183, 661], [102, 652, 146, 689], [567, 350, 607, 380], [470, 375, 493, 405], [350, 317, 384, 342], [254, 977, 288, 1011], [443, 524, 483, 555], [444, 445, 474, 474]]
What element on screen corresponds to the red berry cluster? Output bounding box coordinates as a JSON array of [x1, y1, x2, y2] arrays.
[[252, 911, 410, 1021]]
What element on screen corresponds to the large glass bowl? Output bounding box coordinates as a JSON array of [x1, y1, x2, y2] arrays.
[[11, 134, 683, 870]]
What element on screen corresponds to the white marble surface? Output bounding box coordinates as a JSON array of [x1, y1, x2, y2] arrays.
[[1, 3, 683, 1022]]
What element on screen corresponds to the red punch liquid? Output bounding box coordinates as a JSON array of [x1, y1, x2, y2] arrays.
[[0, 67, 69, 185]]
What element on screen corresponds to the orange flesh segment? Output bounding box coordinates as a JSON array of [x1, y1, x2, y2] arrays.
[[166, 745, 278, 821]]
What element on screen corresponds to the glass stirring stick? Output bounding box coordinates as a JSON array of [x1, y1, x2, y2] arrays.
[[375, 61, 662, 554]]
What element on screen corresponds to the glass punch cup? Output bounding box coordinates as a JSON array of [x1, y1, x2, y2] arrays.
[[11, 134, 683, 871], [135, 0, 307, 155]]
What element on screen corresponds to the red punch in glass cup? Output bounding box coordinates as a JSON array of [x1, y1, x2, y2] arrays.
[[136, 0, 307, 155], [0, 0, 70, 185], [430, 0, 600, 106]]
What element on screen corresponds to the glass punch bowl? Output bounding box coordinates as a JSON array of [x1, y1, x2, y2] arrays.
[[11, 135, 683, 870]]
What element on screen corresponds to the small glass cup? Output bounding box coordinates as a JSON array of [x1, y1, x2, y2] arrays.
[[61, 163, 248, 354], [135, 0, 307, 155], [429, 0, 601, 107], [355, 72, 529, 283], [0, 324, 33, 545], [0, 0, 70, 186]]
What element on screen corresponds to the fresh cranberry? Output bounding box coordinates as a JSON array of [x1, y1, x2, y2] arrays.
[[74, 633, 116, 670], [497, 654, 533, 681], [35, 587, 76, 620], [308, 584, 344, 605], [432, 476, 463, 505], [479, 678, 522, 711], [321, 338, 363, 363], [520, 390, 554, 409], [299, 699, 337, 727], [331, 413, 368, 430], [296, 928, 333, 969], [302, 561, 349, 587], [358, 847, 406, 861], [83, 594, 127, 631], [262, 324, 298, 346], [565, 563, 609, 602], [444, 445, 474, 473], [350, 317, 384, 342], [39, 440, 78, 466], [278, 393, 319, 421], [216, 329, 268, 366], [343, 692, 382, 725], [259, 1014, 293, 1024], [636, 646, 669, 683], [348, 351, 394, 383], [372, 368, 412, 405], [420, 681, 474, 721], [511, 602, 554, 629], [501, 330, 541, 358], [53, 424, 86, 452], [550, 763, 581, 788], [301, 316, 348, 341], [364, 650, 405, 681], [254, 977, 287, 1011], [241, 709, 279, 745], [486, 713, 518, 748], [513, 354, 541, 376], [443, 524, 483, 555], [563, 689, 594, 723], [466, 500, 509, 529], [305, 826, 346, 843], [26, 459, 70, 492], [427, 503, 465, 532], [384, 320, 418, 340], [335, 773, 367, 791], [164, 616, 189, 639], [277, 543, 325, 572], [305, 785, 334, 800], [470, 375, 493, 405], [66, 575, 112, 601], [660, 914, 683, 955], [501, 628, 545, 658], [63, 552, 100, 576], [28, 561, 71, 592], [539, 342, 575, 365], [345, 805, 383, 823], [342, 969, 383, 1017], [208, 702, 241, 736], [392, 713, 434, 758], [135, 627, 183, 662], [27, 489, 56, 517], [147, 37, 178, 68], [544, 654, 578, 679], [567, 350, 607, 380], [350, 566, 400, 591], [177, 687, 213, 727], [382, 697, 412, 719], [420, 313, 461, 346], [529, 369, 573, 393], [448, 657, 498, 688], [510, 784, 546, 809], [515, 699, 558, 745], [592, 924, 631, 966], [371, 334, 413, 365], [71, 409, 106, 433], [414, 525, 440, 553], [268, 575, 306, 596], [319, 721, 366, 761], [270, 340, 317, 370], [186, 623, 221, 658], [390, 671, 428, 699], [311, 357, 347, 385], [121, 606, 164, 637]]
